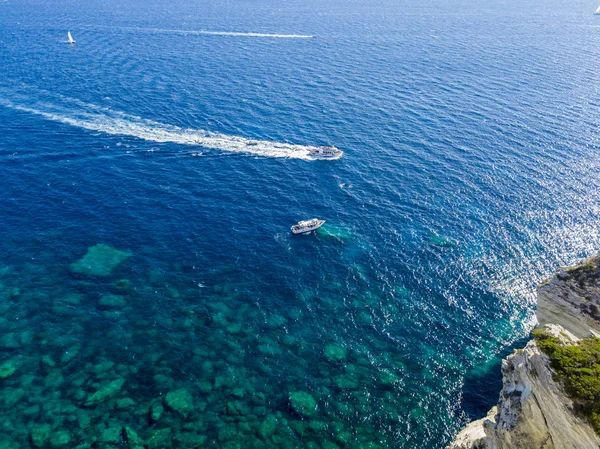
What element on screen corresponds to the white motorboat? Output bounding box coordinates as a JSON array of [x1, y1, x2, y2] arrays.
[[67, 31, 75, 44], [309, 146, 343, 160], [291, 218, 325, 234]]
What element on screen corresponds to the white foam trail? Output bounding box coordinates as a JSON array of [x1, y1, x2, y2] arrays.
[[93, 25, 315, 39], [0, 97, 319, 160], [194, 30, 314, 39]]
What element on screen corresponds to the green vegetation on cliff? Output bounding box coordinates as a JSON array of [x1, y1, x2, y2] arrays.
[[532, 329, 600, 434]]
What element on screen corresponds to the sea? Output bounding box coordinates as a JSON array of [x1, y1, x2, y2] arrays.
[[0, 0, 599, 447]]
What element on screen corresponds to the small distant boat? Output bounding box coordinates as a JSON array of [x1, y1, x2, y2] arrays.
[[309, 145, 343, 160], [595, 6, 600, 14], [247, 141, 259, 146], [291, 218, 325, 235], [67, 31, 75, 44]]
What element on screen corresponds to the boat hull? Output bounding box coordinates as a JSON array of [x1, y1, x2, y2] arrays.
[[291, 219, 325, 234], [308, 146, 344, 160]]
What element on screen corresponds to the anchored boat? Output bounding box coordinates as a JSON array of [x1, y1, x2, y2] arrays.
[[291, 218, 325, 234], [309, 146, 343, 160]]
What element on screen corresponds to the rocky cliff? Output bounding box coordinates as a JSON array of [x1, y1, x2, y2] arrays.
[[447, 255, 600, 449], [537, 254, 600, 339]]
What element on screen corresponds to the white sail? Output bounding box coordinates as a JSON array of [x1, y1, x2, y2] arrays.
[[595, 6, 600, 14], [67, 31, 75, 44]]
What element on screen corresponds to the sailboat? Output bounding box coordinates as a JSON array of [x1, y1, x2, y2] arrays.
[[67, 31, 75, 44], [595, 6, 600, 14]]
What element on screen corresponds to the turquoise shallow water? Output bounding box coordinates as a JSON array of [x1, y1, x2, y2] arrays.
[[1, 0, 600, 447]]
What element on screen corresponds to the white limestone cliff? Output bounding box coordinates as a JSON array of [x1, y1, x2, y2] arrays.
[[447, 255, 600, 449]]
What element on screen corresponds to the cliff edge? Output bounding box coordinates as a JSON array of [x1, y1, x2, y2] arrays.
[[537, 254, 600, 339], [447, 256, 600, 449]]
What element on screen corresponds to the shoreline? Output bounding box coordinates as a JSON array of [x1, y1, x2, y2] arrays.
[[447, 254, 600, 449]]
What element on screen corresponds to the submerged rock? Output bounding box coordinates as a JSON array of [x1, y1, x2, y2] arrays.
[[43, 371, 64, 390], [176, 433, 206, 448], [85, 378, 125, 405], [225, 323, 243, 334], [23, 404, 40, 417], [0, 266, 12, 278], [60, 292, 85, 305], [76, 410, 91, 430], [70, 244, 131, 277], [257, 342, 284, 356], [41, 355, 56, 367], [394, 286, 412, 298], [30, 425, 52, 448], [61, 344, 81, 364], [0, 333, 22, 349], [49, 430, 71, 447], [90, 360, 115, 374], [0, 285, 20, 301], [99, 294, 126, 308], [2, 388, 24, 407], [355, 311, 373, 326], [231, 388, 245, 399], [99, 426, 122, 444], [113, 278, 132, 291], [198, 380, 212, 394], [258, 414, 279, 439], [378, 370, 401, 389], [0, 357, 22, 379], [150, 402, 164, 422], [164, 389, 194, 416], [289, 391, 318, 417], [324, 344, 347, 362], [147, 428, 171, 449], [333, 374, 359, 390], [115, 397, 136, 410], [265, 314, 287, 329], [123, 426, 144, 449]]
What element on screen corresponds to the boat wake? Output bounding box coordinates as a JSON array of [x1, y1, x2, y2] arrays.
[[194, 30, 315, 39], [92, 25, 315, 39], [0, 91, 320, 160]]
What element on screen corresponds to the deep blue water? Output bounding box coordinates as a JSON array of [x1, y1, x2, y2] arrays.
[[1, 0, 600, 447]]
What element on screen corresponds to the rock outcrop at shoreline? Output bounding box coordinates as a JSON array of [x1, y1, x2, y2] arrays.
[[537, 254, 600, 339], [447, 255, 600, 449]]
